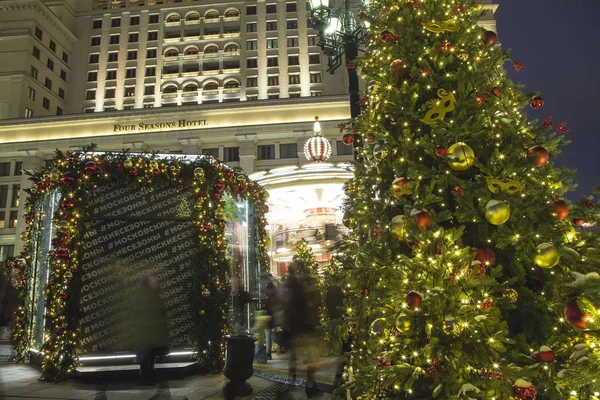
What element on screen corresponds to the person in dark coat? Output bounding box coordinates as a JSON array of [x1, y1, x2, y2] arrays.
[[133, 275, 169, 385], [262, 273, 279, 360]]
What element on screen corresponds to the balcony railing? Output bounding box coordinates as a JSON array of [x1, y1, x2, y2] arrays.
[[161, 92, 178, 98], [222, 67, 240, 74], [223, 87, 240, 94], [162, 72, 179, 78], [202, 89, 219, 95], [223, 16, 240, 22], [163, 37, 181, 43], [165, 21, 181, 27], [203, 52, 219, 58], [163, 55, 179, 62], [223, 50, 240, 57], [182, 91, 198, 97], [204, 17, 220, 23], [184, 19, 200, 25], [223, 31, 240, 38], [203, 33, 220, 39], [182, 53, 199, 59], [203, 69, 219, 75], [182, 71, 200, 77]]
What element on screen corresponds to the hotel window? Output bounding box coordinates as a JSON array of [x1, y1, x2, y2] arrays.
[[60, 69, 67, 81], [267, 75, 279, 86], [268, 93, 279, 99], [85, 89, 96, 100], [287, 37, 298, 47], [311, 90, 323, 96], [47, 59, 54, 71], [106, 70, 117, 80], [0, 244, 15, 259], [44, 78, 52, 90], [129, 33, 139, 43], [10, 186, 19, 207], [289, 74, 300, 84], [288, 55, 299, 65], [308, 36, 318, 46], [125, 68, 136, 78], [105, 88, 115, 98], [258, 145, 275, 160], [280, 143, 298, 159], [290, 91, 301, 98], [266, 4, 277, 13], [310, 72, 322, 83], [149, 14, 159, 24], [246, 23, 257, 32], [111, 18, 121, 27], [9, 211, 18, 229], [247, 77, 257, 87], [287, 20, 298, 29], [266, 21, 277, 31], [246, 6, 257, 15], [124, 86, 135, 97], [30, 66, 38, 79], [56, 106, 63, 115], [90, 36, 101, 46], [58, 88, 65, 99], [130, 16, 140, 25], [25, 107, 33, 118], [143, 103, 154, 108], [0, 164, 9, 177], [124, 104, 134, 110], [286, 2, 297, 12], [62, 52, 69, 63], [33, 46, 40, 59], [49, 40, 56, 52], [202, 148, 219, 158], [0, 212, 5, 229], [127, 50, 137, 60], [144, 85, 154, 95], [110, 35, 119, 44], [42, 97, 50, 110], [309, 54, 321, 64], [267, 57, 278, 67], [35, 27, 43, 40], [146, 67, 156, 77], [92, 19, 102, 29], [28, 87, 36, 100], [267, 39, 278, 49], [147, 49, 157, 58], [14, 162, 22, 176], [247, 58, 257, 68], [104, 106, 115, 111], [89, 53, 99, 63], [108, 52, 118, 62], [337, 140, 353, 155], [246, 40, 257, 50], [224, 147, 240, 162], [148, 31, 158, 40], [247, 94, 258, 101]]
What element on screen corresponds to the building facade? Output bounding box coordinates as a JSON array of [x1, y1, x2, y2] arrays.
[[0, 0, 498, 273]]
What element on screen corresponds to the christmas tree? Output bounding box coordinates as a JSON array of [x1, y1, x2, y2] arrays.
[[291, 239, 319, 275], [328, 0, 600, 399]]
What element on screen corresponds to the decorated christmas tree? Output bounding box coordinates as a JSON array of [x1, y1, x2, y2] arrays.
[[327, 0, 600, 399], [291, 239, 319, 275]]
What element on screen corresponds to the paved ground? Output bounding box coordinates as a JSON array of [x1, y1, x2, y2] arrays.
[[0, 358, 334, 400]]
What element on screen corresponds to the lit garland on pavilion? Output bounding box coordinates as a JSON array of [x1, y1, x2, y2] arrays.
[[10, 144, 270, 382]]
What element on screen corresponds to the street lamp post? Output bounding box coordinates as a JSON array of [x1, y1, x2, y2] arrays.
[[308, 0, 365, 149]]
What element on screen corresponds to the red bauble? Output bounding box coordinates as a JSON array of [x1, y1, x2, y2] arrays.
[[481, 30, 498, 47], [548, 200, 569, 220], [435, 145, 448, 157], [406, 291, 423, 309], [473, 248, 496, 266], [572, 218, 585, 226], [60, 293, 69, 300], [55, 248, 70, 260], [224, 169, 234, 179], [61, 171, 76, 185], [583, 199, 596, 207], [201, 223, 212, 232], [564, 299, 589, 330], [213, 180, 225, 192], [83, 161, 97, 174], [361, 288, 370, 296], [129, 167, 138, 176], [513, 380, 537, 400], [212, 192, 222, 200], [530, 96, 544, 109], [60, 199, 74, 209], [151, 168, 160, 176], [527, 146, 549, 166], [410, 209, 432, 228], [538, 346, 555, 363], [380, 30, 392, 42], [453, 187, 464, 196], [342, 133, 354, 145], [366, 134, 375, 142], [491, 87, 502, 97]]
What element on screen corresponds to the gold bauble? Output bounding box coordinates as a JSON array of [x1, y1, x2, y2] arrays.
[[370, 318, 388, 337], [485, 200, 510, 225], [443, 315, 460, 335], [123, 159, 133, 169], [534, 243, 560, 268], [148, 160, 159, 170], [202, 287, 210, 297], [389, 215, 407, 239], [49, 168, 61, 181], [447, 142, 475, 171], [216, 208, 226, 220], [502, 288, 518, 303], [193, 167, 205, 179], [395, 314, 413, 334], [564, 223, 577, 243]]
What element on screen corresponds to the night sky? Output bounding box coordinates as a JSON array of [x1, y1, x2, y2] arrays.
[[495, 1, 600, 201]]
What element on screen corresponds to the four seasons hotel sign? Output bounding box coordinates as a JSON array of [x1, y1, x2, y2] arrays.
[[113, 119, 208, 133]]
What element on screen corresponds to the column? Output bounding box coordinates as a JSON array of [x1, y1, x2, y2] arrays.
[[15, 151, 46, 254], [236, 134, 257, 173]]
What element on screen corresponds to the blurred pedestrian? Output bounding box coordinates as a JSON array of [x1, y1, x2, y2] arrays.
[[262, 273, 279, 360], [133, 275, 169, 385], [0, 261, 18, 342]]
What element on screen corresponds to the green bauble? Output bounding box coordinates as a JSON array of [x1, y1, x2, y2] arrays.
[[389, 215, 407, 239], [485, 200, 510, 225], [447, 142, 475, 171], [534, 243, 560, 268], [395, 314, 413, 334]]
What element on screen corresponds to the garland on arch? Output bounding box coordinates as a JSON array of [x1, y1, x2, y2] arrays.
[[12, 144, 270, 381]]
